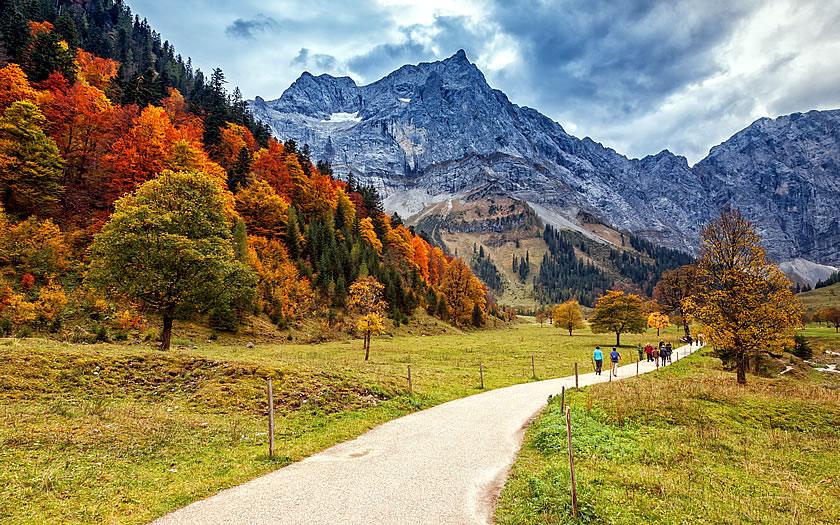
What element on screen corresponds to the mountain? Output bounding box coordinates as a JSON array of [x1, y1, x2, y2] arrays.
[[250, 50, 840, 266]]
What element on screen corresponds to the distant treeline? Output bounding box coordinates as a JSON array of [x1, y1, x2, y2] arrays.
[[815, 271, 840, 289], [535, 225, 694, 307]]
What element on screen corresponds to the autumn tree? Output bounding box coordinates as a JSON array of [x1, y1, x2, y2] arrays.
[[440, 258, 486, 327], [553, 299, 586, 336], [356, 312, 384, 360], [0, 64, 38, 112], [589, 290, 646, 346], [535, 311, 547, 326], [683, 208, 802, 384], [647, 311, 670, 336], [823, 307, 840, 333], [234, 179, 289, 238], [0, 101, 64, 217], [347, 276, 387, 360], [654, 264, 697, 337], [88, 170, 256, 350]]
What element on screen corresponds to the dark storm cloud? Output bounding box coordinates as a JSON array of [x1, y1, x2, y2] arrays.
[[128, 0, 840, 163], [346, 27, 435, 79], [487, 0, 758, 117], [346, 16, 485, 83], [291, 48, 339, 71], [225, 14, 281, 39]]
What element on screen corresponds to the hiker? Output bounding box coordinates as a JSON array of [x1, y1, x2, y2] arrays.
[[593, 346, 603, 375], [665, 342, 673, 364], [645, 343, 654, 362], [652, 345, 660, 368], [610, 347, 621, 376], [637, 344, 644, 361], [687, 334, 693, 347]]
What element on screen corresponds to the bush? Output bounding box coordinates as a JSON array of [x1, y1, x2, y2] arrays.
[[790, 333, 813, 360], [113, 331, 128, 341], [94, 325, 109, 343], [143, 329, 159, 342], [0, 318, 12, 336], [208, 332, 219, 341], [209, 304, 239, 332]]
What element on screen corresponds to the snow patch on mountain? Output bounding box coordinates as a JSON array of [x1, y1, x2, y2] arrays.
[[323, 112, 361, 123]]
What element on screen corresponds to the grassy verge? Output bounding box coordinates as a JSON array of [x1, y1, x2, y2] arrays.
[[0, 324, 682, 524], [494, 346, 840, 524]]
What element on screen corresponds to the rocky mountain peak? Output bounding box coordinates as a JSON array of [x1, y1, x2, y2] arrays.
[[249, 55, 840, 266]]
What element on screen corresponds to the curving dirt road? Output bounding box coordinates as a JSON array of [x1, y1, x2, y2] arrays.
[[152, 344, 699, 524]]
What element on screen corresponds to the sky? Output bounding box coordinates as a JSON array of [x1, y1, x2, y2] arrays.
[[128, 0, 840, 165]]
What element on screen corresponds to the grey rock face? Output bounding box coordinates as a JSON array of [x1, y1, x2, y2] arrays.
[[250, 50, 840, 265]]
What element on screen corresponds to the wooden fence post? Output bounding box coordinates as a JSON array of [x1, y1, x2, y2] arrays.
[[609, 366, 612, 382], [480, 361, 484, 389], [560, 385, 565, 413], [408, 364, 413, 397], [574, 363, 578, 389], [267, 378, 275, 459], [532, 355, 536, 379], [636, 359, 639, 377], [566, 406, 578, 518]]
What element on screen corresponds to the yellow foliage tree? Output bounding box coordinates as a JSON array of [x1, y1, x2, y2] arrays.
[[553, 299, 586, 335], [683, 208, 803, 384], [235, 179, 290, 238], [35, 282, 66, 323], [357, 312, 384, 361], [647, 311, 670, 336], [358, 217, 382, 255], [347, 276, 387, 360], [0, 216, 68, 277]]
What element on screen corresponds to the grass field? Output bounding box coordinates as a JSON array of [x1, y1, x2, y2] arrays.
[[494, 332, 840, 524], [0, 322, 684, 524], [798, 281, 840, 312]]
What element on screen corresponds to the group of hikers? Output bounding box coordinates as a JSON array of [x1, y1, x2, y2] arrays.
[[592, 335, 697, 376], [642, 341, 675, 366]]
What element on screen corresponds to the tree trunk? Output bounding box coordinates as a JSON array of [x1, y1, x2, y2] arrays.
[[736, 351, 747, 384], [657, 328, 660, 336], [364, 332, 370, 361], [615, 331, 621, 346], [683, 321, 690, 337], [161, 314, 173, 351], [568, 327, 572, 336]]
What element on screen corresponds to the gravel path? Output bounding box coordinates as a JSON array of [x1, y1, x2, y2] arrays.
[[152, 344, 700, 524]]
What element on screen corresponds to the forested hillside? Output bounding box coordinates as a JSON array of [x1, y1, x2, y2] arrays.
[[0, 0, 490, 342]]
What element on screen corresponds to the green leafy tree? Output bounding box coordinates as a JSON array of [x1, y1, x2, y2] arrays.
[[589, 290, 646, 346], [88, 170, 256, 350], [0, 101, 64, 217]]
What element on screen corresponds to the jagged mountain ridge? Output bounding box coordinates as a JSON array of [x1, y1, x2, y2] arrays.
[[250, 50, 840, 265]]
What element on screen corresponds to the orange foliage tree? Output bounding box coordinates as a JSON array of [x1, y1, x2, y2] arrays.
[[439, 258, 486, 327], [683, 208, 802, 384], [0, 64, 39, 112]]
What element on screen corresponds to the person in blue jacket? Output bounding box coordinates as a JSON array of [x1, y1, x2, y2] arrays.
[[593, 346, 603, 375], [610, 347, 621, 376]]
